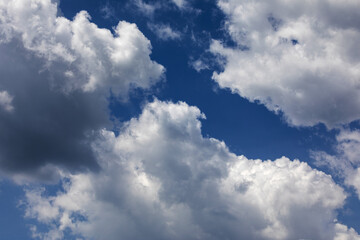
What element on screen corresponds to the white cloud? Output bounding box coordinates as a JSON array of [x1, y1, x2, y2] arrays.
[[335, 223, 360, 240], [0, 0, 164, 96], [134, 0, 160, 18], [211, 0, 360, 128], [171, 0, 187, 9], [312, 129, 360, 200], [23, 100, 359, 240], [0, 0, 164, 179], [29, 225, 63, 240], [148, 23, 182, 41], [191, 59, 209, 72], [0, 90, 14, 112], [100, 3, 116, 20]]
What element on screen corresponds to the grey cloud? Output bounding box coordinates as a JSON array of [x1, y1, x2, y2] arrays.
[[0, 0, 164, 180], [0, 42, 108, 179]]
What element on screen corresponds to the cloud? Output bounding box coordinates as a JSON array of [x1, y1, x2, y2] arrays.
[[100, 2, 116, 20], [191, 59, 210, 72], [134, 0, 161, 18], [0, 41, 107, 181], [335, 223, 360, 240], [0, 90, 14, 112], [0, 0, 164, 95], [312, 129, 360, 200], [0, 0, 164, 180], [211, 0, 360, 128], [171, 0, 187, 9], [148, 23, 182, 41], [23, 100, 359, 240]]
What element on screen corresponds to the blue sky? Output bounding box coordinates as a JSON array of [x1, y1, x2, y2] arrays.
[[1, 0, 360, 239]]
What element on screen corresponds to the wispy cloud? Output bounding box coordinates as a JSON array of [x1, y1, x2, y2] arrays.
[[312, 129, 360, 200], [171, 0, 187, 9], [148, 23, 182, 41], [0, 90, 14, 112], [134, 0, 161, 18], [100, 2, 116, 20]]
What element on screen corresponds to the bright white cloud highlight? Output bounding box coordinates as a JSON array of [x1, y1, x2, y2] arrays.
[[0, 0, 164, 95], [24, 100, 359, 240], [211, 0, 360, 128]]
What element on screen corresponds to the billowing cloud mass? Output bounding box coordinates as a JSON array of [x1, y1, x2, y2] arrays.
[[24, 100, 359, 240], [0, 0, 164, 180], [211, 0, 360, 128], [312, 129, 360, 200]]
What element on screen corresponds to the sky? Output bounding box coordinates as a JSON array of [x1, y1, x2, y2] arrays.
[[0, 0, 360, 239]]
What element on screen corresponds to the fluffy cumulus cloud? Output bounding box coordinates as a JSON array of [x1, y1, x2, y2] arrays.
[[0, 0, 164, 180], [312, 129, 360, 200], [23, 100, 359, 240], [211, 0, 360, 128], [0, 0, 164, 94]]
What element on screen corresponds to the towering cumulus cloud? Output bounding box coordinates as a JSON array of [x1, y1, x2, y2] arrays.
[[211, 0, 360, 128], [0, 0, 164, 180], [24, 100, 359, 240]]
